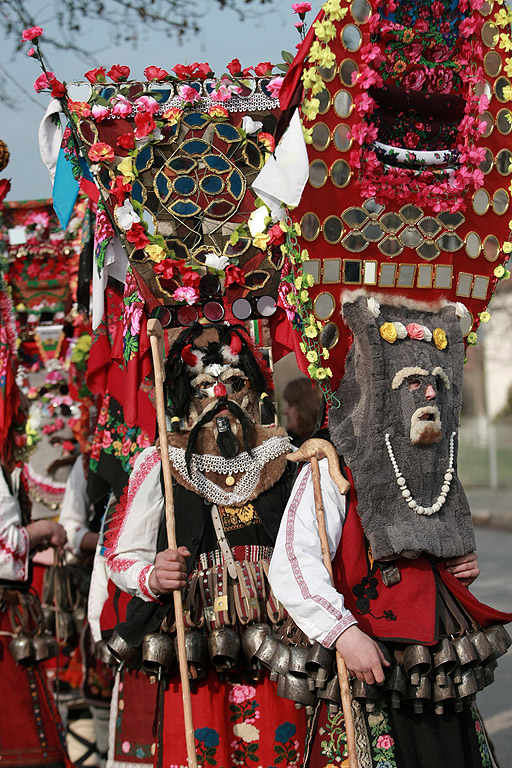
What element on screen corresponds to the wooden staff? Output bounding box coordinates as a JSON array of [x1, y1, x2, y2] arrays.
[[147, 317, 198, 768], [289, 438, 358, 768]]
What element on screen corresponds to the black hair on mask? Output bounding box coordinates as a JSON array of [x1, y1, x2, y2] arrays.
[[184, 399, 253, 474]]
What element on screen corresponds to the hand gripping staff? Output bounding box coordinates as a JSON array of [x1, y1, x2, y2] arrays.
[[288, 438, 358, 768], [148, 317, 198, 768]]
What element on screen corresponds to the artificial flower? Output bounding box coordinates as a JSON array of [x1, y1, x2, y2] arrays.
[[153, 258, 183, 279], [266, 76, 284, 98], [88, 142, 115, 163], [267, 223, 284, 245], [21, 26, 43, 41], [306, 350, 318, 363], [134, 112, 156, 139], [116, 199, 140, 230], [110, 176, 132, 206], [33, 72, 65, 97], [209, 105, 229, 120], [162, 107, 184, 124], [179, 84, 201, 104], [189, 62, 213, 79], [292, 2, 312, 14], [135, 95, 160, 114], [204, 253, 230, 271], [91, 104, 109, 121], [254, 61, 273, 76], [224, 265, 245, 286], [253, 232, 270, 250], [321, 0, 347, 21], [173, 286, 199, 305], [313, 18, 336, 42], [478, 311, 491, 323], [111, 95, 132, 117], [433, 328, 448, 350], [181, 268, 201, 287], [116, 132, 135, 150], [304, 324, 318, 338], [467, 331, 478, 345], [84, 67, 107, 84], [144, 66, 169, 81], [301, 97, 320, 121], [258, 132, 275, 153], [117, 156, 135, 182], [242, 116, 263, 135], [0, 178, 11, 204], [227, 58, 243, 76], [27, 48, 36, 56], [68, 101, 91, 117], [172, 63, 193, 80], [144, 243, 166, 262], [126, 222, 149, 249], [379, 322, 397, 343], [108, 64, 130, 82], [248, 205, 270, 237]]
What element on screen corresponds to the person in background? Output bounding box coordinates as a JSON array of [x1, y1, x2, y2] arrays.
[[281, 376, 324, 447]]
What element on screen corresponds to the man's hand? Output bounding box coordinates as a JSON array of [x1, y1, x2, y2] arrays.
[[335, 625, 390, 684], [445, 551, 479, 586], [148, 546, 190, 595], [26, 519, 67, 552]]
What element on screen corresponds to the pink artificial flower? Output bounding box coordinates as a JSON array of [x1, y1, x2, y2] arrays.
[[266, 76, 284, 98], [111, 95, 132, 117], [179, 84, 201, 104], [291, 3, 312, 14], [134, 95, 160, 114], [27, 47, 36, 57], [144, 65, 169, 81], [406, 323, 425, 340], [173, 286, 199, 305], [295, 21, 304, 28], [91, 104, 109, 121], [21, 26, 43, 42], [459, 16, 478, 37]]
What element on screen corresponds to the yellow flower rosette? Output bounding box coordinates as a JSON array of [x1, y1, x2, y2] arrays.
[[379, 322, 397, 343], [433, 328, 448, 350]]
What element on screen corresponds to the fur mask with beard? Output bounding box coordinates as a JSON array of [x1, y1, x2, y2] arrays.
[[328, 296, 476, 561], [163, 323, 289, 503]]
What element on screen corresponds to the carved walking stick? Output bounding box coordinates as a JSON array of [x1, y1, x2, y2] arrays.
[[147, 317, 198, 768], [288, 438, 358, 768]]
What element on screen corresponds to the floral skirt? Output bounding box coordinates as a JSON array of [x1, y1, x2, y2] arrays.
[[108, 668, 157, 767], [307, 697, 497, 768], [159, 669, 308, 768]]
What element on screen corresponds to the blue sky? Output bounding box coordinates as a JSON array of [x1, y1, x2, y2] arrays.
[[0, 0, 321, 202]]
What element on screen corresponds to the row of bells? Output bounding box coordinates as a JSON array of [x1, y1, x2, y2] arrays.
[[95, 623, 511, 716], [7, 602, 85, 663]]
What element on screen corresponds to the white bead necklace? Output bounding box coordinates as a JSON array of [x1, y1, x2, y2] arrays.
[[384, 431, 456, 516]]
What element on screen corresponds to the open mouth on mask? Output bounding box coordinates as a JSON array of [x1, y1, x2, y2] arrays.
[[410, 406, 442, 444]]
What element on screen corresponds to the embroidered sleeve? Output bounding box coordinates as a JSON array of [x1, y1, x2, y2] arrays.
[[0, 471, 30, 582], [268, 459, 357, 648], [105, 447, 164, 601]]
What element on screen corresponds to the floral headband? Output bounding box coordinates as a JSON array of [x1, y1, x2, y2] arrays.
[[379, 322, 447, 350]]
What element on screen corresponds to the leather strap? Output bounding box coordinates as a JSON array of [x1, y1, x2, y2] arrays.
[[261, 559, 286, 624], [210, 504, 237, 579]]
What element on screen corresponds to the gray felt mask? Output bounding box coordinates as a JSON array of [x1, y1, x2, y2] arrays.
[[328, 295, 475, 561]]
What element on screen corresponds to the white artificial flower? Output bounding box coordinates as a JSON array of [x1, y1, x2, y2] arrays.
[[204, 252, 230, 271], [394, 322, 407, 339], [242, 116, 263, 135], [422, 326, 433, 342], [367, 296, 381, 318], [248, 205, 270, 237], [455, 301, 469, 319], [116, 199, 140, 231]]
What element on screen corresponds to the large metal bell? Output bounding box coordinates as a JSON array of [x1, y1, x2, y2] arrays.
[[41, 605, 55, 633], [433, 676, 456, 715], [452, 635, 479, 668], [33, 632, 58, 661], [488, 624, 511, 649], [317, 675, 342, 714], [432, 638, 458, 686], [482, 662, 495, 687], [95, 639, 119, 666], [305, 642, 334, 690], [484, 626, 509, 660], [107, 630, 142, 667], [277, 673, 317, 715], [208, 627, 240, 671], [469, 631, 494, 665], [406, 675, 432, 714], [288, 645, 310, 678], [241, 624, 270, 665], [403, 645, 432, 686], [9, 633, 34, 662], [142, 633, 175, 675], [352, 679, 381, 713], [181, 631, 209, 679], [455, 666, 478, 701], [268, 642, 290, 681], [254, 632, 280, 669], [383, 663, 408, 709]]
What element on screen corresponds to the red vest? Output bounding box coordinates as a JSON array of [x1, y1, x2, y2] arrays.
[[332, 470, 512, 645]]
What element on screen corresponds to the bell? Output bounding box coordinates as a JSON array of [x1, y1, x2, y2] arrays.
[[41, 605, 55, 633], [317, 675, 341, 714], [288, 645, 310, 678], [403, 645, 432, 686], [33, 632, 58, 662], [406, 675, 432, 714], [277, 673, 317, 715], [484, 626, 509, 660], [73, 606, 87, 635], [452, 636, 479, 668], [208, 627, 240, 671], [241, 623, 270, 666], [433, 676, 456, 715], [269, 642, 290, 680], [482, 663, 495, 687], [488, 624, 511, 649], [352, 678, 381, 713], [55, 611, 76, 642], [473, 665, 485, 692], [180, 631, 209, 679], [432, 638, 458, 686], [455, 666, 478, 701], [255, 632, 280, 669], [95, 639, 119, 666], [9, 633, 34, 662], [383, 663, 408, 709], [305, 642, 334, 690], [107, 630, 142, 667], [468, 631, 494, 666], [142, 633, 175, 676]]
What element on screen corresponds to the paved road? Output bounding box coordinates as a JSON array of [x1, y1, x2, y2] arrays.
[[471, 526, 512, 766]]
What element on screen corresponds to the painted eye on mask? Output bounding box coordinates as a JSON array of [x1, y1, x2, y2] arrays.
[[225, 376, 246, 393]]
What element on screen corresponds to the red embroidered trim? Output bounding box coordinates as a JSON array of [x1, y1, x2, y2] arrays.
[[108, 557, 137, 573], [0, 527, 29, 580], [138, 564, 156, 602], [104, 448, 161, 558], [323, 616, 358, 649], [284, 465, 349, 623]]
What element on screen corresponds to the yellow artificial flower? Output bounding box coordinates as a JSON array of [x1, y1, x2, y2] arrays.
[[379, 322, 397, 343], [117, 156, 135, 183], [305, 273, 315, 287], [433, 327, 448, 350], [313, 18, 336, 43], [494, 264, 506, 277], [301, 248, 310, 261], [479, 311, 491, 323], [495, 8, 512, 27], [302, 126, 313, 144], [305, 324, 319, 339], [467, 331, 478, 345], [501, 84, 512, 101], [294, 222, 301, 236], [322, 348, 330, 360], [252, 232, 270, 250], [300, 289, 309, 302], [505, 57, 512, 78], [306, 350, 318, 363], [503, 241, 512, 253], [499, 32, 512, 52], [302, 66, 322, 92], [322, 0, 348, 22], [144, 243, 166, 262], [302, 97, 321, 121], [286, 293, 297, 306], [315, 367, 328, 380], [299, 342, 306, 354], [294, 276, 303, 290]]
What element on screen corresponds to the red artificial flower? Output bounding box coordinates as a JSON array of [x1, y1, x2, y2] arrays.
[[227, 58, 243, 76], [189, 62, 213, 79], [68, 100, 91, 117], [258, 132, 275, 153], [107, 64, 130, 82], [153, 258, 185, 279], [62, 440, 75, 453], [180, 268, 201, 287], [254, 61, 273, 76], [21, 26, 43, 42], [0, 178, 11, 205], [125, 222, 149, 249], [116, 132, 135, 150], [50, 77, 66, 98], [88, 142, 115, 163], [84, 67, 107, 84], [224, 265, 245, 287], [110, 176, 132, 206], [33, 71, 65, 97], [267, 223, 284, 246], [144, 65, 169, 81], [172, 63, 193, 80], [134, 111, 156, 139]]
